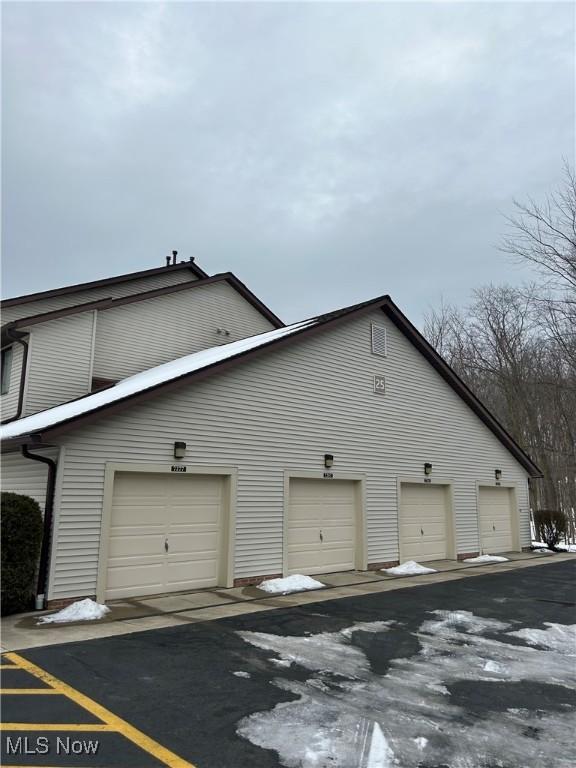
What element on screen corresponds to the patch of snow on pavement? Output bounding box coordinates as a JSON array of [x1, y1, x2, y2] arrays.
[[233, 671, 251, 679], [463, 554, 509, 563], [38, 598, 110, 624], [366, 722, 395, 768], [413, 737, 428, 751], [270, 658, 292, 668], [508, 623, 576, 654], [383, 560, 437, 576], [238, 621, 393, 679], [237, 610, 576, 768], [420, 609, 509, 637], [258, 574, 325, 594], [483, 660, 504, 674]]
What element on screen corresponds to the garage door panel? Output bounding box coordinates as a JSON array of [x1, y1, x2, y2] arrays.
[[323, 504, 355, 521], [108, 532, 165, 559], [106, 472, 225, 600], [166, 559, 218, 585], [106, 561, 164, 593], [287, 546, 321, 573], [288, 527, 320, 548], [289, 507, 321, 525], [169, 531, 219, 555], [109, 505, 167, 527], [288, 479, 357, 575], [322, 524, 355, 544], [322, 546, 355, 570]]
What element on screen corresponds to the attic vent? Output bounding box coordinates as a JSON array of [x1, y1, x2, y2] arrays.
[[371, 324, 387, 357]]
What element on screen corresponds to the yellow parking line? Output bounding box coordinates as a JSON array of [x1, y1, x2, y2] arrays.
[[0, 664, 18, 668], [1, 723, 115, 731], [0, 688, 60, 694], [4, 652, 197, 768]]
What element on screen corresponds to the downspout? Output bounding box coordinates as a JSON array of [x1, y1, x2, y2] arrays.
[[1, 328, 29, 424], [21, 444, 57, 609]]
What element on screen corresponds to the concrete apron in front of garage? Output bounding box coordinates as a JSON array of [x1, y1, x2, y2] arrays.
[[2, 551, 571, 652]]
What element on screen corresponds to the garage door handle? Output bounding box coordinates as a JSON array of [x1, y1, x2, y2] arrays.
[[164, 539, 169, 553], [421, 528, 424, 536], [493, 524, 496, 531], [319, 531, 324, 543]]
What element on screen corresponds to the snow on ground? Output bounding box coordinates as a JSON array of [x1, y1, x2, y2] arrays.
[[463, 554, 509, 563], [508, 623, 576, 654], [532, 541, 576, 553], [257, 574, 325, 594], [383, 560, 437, 576], [366, 722, 395, 768], [556, 543, 576, 553], [38, 598, 110, 624], [238, 622, 393, 679], [237, 610, 576, 768], [233, 671, 251, 679]]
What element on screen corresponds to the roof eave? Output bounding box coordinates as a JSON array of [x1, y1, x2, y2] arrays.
[[1, 261, 209, 308], [1, 272, 284, 334]]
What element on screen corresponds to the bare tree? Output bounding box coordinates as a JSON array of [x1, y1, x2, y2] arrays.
[[424, 283, 576, 515], [424, 168, 576, 533], [501, 162, 576, 370], [500, 161, 576, 294]]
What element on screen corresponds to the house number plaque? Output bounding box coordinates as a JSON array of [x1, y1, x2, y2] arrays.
[[373, 375, 386, 394], [171, 465, 187, 472]]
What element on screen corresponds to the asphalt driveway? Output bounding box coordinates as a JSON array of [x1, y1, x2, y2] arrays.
[[2, 559, 575, 768]]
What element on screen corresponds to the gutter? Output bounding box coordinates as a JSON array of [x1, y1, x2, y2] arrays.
[[21, 444, 57, 609], [1, 328, 29, 424]]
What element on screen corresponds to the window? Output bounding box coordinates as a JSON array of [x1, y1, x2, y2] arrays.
[[1, 346, 13, 395], [371, 324, 387, 357]]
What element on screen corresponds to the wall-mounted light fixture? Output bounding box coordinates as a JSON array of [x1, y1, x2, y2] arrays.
[[324, 454, 334, 469], [495, 469, 502, 481], [173, 441, 187, 460], [424, 462, 433, 476]]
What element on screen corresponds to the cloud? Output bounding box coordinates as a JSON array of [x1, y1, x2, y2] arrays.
[[2, 1, 574, 325]]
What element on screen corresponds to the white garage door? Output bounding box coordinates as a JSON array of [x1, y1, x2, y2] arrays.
[[478, 486, 514, 554], [288, 478, 357, 575], [106, 472, 224, 600], [399, 483, 450, 562]]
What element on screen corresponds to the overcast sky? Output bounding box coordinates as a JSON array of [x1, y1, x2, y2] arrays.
[[2, 1, 574, 326]]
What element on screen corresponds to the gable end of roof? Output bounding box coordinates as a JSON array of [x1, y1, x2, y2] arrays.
[[0, 293, 542, 477]]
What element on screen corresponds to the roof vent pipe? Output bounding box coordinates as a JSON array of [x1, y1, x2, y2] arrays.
[[172, 250, 178, 265], [165, 255, 171, 266]]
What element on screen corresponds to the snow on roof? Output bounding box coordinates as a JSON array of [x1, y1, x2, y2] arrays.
[[0, 318, 317, 441]]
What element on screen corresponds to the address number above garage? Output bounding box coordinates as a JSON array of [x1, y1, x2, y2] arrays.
[[374, 375, 386, 395]]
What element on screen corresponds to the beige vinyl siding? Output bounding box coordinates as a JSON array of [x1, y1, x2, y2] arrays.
[[1, 448, 58, 513], [49, 310, 531, 600], [1, 269, 197, 324], [1, 343, 25, 420], [93, 281, 275, 381], [23, 313, 95, 416]]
